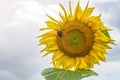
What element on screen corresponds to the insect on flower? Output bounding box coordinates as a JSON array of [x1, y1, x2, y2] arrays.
[[57, 30, 62, 37]]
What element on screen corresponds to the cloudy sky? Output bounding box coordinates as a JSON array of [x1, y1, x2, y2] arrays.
[[0, 0, 120, 80]]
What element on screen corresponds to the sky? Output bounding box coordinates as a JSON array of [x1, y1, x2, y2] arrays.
[[0, 0, 120, 80]]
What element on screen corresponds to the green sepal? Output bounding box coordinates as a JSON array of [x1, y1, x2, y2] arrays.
[[41, 67, 98, 80], [101, 30, 110, 38], [101, 30, 115, 44]]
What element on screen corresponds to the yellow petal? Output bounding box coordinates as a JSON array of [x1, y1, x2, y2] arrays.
[[82, 7, 95, 21], [92, 48, 106, 62], [42, 51, 52, 57], [59, 4, 68, 18], [38, 31, 56, 38], [39, 41, 56, 46], [74, 1, 82, 20], [59, 12, 67, 22], [80, 58, 88, 69], [79, 1, 89, 21], [40, 45, 59, 53], [84, 0, 89, 11], [96, 42, 112, 49], [96, 51, 106, 61], [46, 14, 59, 23], [46, 45, 59, 51], [40, 27, 56, 31], [52, 51, 64, 61], [89, 14, 101, 22], [54, 59, 62, 68], [87, 14, 102, 28], [57, 56, 66, 68], [90, 51, 99, 60], [92, 44, 107, 54], [89, 54, 99, 65], [45, 21, 60, 29], [84, 56, 92, 68], [40, 37, 56, 44], [64, 58, 74, 70], [74, 57, 80, 70], [69, 1, 72, 18], [95, 30, 114, 43]]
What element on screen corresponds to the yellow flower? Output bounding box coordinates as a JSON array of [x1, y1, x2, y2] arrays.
[[37, 1, 115, 70]]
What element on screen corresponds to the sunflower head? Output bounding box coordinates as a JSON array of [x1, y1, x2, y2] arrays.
[[38, 1, 115, 70]]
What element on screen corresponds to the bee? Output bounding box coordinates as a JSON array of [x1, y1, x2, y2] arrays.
[[57, 30, 62, 37]]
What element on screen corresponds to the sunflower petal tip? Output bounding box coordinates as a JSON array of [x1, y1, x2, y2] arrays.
[[42, 54, 47, 57], [45, 13, 48, 16], [69, 0, 71, 3], [98, 13, 102, 18], [39, 49, 45, 53], [36, 35, 40, 38], [87, 0, 90, 6], [39, 28, 46, 31]]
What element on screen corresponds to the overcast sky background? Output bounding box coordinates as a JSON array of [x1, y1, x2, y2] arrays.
[[0, 0, 120, 80]]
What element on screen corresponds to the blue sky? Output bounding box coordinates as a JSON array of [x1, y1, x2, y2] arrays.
[[0, 0, 120, 80]]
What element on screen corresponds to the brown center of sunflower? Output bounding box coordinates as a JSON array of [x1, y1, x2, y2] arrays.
[[57, 22, 94, 57]]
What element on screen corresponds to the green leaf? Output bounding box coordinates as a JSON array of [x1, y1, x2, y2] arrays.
[[41, 68, 98, 80]]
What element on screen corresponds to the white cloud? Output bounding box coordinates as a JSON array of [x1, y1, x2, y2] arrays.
[[0, 70, 22, 80], [84, 62, 120, 80], [0, 0, 45, 80], [91, 0, 118, 3], [14, 1, 45, 22], [0, 0, 56, 80]]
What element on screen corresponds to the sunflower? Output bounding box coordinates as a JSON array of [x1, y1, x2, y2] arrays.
[[38, 1, 114, 70]]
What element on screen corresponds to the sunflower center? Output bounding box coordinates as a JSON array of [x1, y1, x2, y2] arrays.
[[67, 30, 85, 46], [57, 22, 94, 57]]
